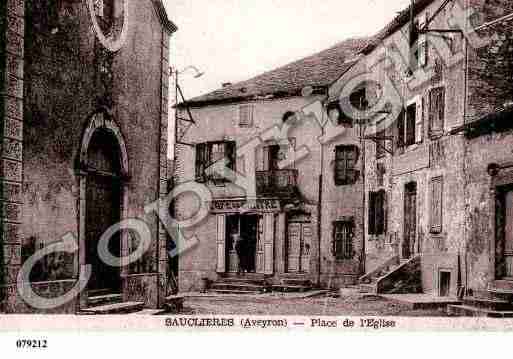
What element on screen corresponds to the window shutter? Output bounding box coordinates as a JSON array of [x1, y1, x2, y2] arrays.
[[397, 109, 405, 148], [419, 12, 428, 67], [195, 143, 206, 182], [430, 177, 443, 233], [225, 141, 236, 180], [406, 104, 416, 146], [368, 192, 376, 235], [239, 104, 253, 127], [384, 191, 389, 234], [438, 88, 445, 132], [376, 190, 386, 235], [256, 146, 264, 172], [415, 98, 423, 144]]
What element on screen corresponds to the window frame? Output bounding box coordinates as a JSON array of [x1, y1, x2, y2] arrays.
[[195, 141, 237, 183], [333, 220, 355, 261], [429, 86, 446, 138], [376, 130, 387, 159], [368, 190, 387, 235], [334, 145, 359, 186], [430, 176, 443, 234], [239, 104, 254, 128], [327, 101, 353, 127]]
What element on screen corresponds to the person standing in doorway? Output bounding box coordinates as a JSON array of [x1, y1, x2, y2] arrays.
[[235, 234, 248, 275]]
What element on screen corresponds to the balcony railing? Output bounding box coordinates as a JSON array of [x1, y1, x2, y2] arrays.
[[255, 169, 298, 198]]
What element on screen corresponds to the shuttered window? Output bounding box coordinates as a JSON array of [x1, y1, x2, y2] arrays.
[[334, 145, 359, 186], [405, 103, 416, 146], [333, 220, 354, 260], [368, 190, 387, 235], [195, 141, 236, 182], [429, 87, 445, 136], [376, 130, 386, 159], [430, 176, 443, 234], [239, 104, 254, 127], [397, 108, 405, 149]]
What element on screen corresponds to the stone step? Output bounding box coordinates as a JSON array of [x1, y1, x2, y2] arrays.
[[359, 283, 377, 294], [87, 293, 122, 307], [211, 283, 265, 292], [447, 304, 513, 318], [88, 289, 113, 297], [217, 277, 266, 285], [210, 289, 261, 295], [81, 301, 145, 315], [463, 297, 513, 311], [164, 295, 185, 313], [281, 278, 312, 287], [272, 284, 312, 293]]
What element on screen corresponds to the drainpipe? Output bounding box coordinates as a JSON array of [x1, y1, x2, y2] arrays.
[[317, 105, 325, 288], [360, 124, 366, 276]]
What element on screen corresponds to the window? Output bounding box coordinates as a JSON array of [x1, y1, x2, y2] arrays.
[[429, 87, 445, 136], [239, 104, 253, 127], [333, 220, 354, 260], [327, 102, 352, 127], [410, 13, 428, 72], [350, 87, 368, 111], [195, 141, 236, 182], [368, 190, 387, 235], [334, 145, 359, 186], [398, 100, 423, 149], [376, 130, 386, 159], [405, 103, 416, 146], [430, 176, 443, 234]]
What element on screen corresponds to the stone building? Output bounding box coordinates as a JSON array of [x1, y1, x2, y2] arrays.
[[350, 0, 513, 301], [0, 0, 176, 313], [174, 39, 370, 292]]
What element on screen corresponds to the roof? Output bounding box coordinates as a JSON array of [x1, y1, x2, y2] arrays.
[[152, 0, 178, 34], [179, 37, 371, 108], [361, 0, 435, 54]]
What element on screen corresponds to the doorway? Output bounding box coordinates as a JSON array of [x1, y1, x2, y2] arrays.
[[496, 185, 513, 279], [85, 129, 122, 295], [403, 182, 417, 260], [286, 215, 312, 273], [439, 270, 451, 297], [225, 214, 259, 273]]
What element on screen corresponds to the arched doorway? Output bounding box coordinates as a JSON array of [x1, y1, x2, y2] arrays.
[[85, 129, 122, 295], [78, 110, 129, 302]]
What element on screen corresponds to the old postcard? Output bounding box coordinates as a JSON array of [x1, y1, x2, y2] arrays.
[[2, 0, 513, 348]]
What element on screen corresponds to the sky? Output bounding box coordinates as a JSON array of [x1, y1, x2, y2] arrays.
[[162, 0, 412, 157]]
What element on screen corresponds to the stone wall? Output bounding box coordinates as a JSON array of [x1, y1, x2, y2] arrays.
[[0, 0, 172, 312], [463, 6, 513, 292], [361, 0, 468, 295], [175, 93, 365, 290], [0, 0, 25, 312]]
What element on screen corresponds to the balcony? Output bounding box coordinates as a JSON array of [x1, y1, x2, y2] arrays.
[[255, 169, 298, 198]]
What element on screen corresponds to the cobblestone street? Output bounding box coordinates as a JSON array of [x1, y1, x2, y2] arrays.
[[180, 292, 450, 317]]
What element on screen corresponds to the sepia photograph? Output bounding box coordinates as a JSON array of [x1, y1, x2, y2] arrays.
[[2, 0, 513, 344]]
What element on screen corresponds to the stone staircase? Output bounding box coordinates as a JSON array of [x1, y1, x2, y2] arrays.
[[80, 290, 144, 315], [448, 280, 513, 318], [210, 273, 268, 294], [358, 256, 422, 295], [272, 274, 314, 293]]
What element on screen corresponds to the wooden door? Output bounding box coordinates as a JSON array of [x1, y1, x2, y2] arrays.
[[86, 175, 121, 293], [503, 190, 513, 278], [240, 215, 258, 273], [256, 216, 264, 273], [287, 222, 311, 273], [403, 183, 417, 259]]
